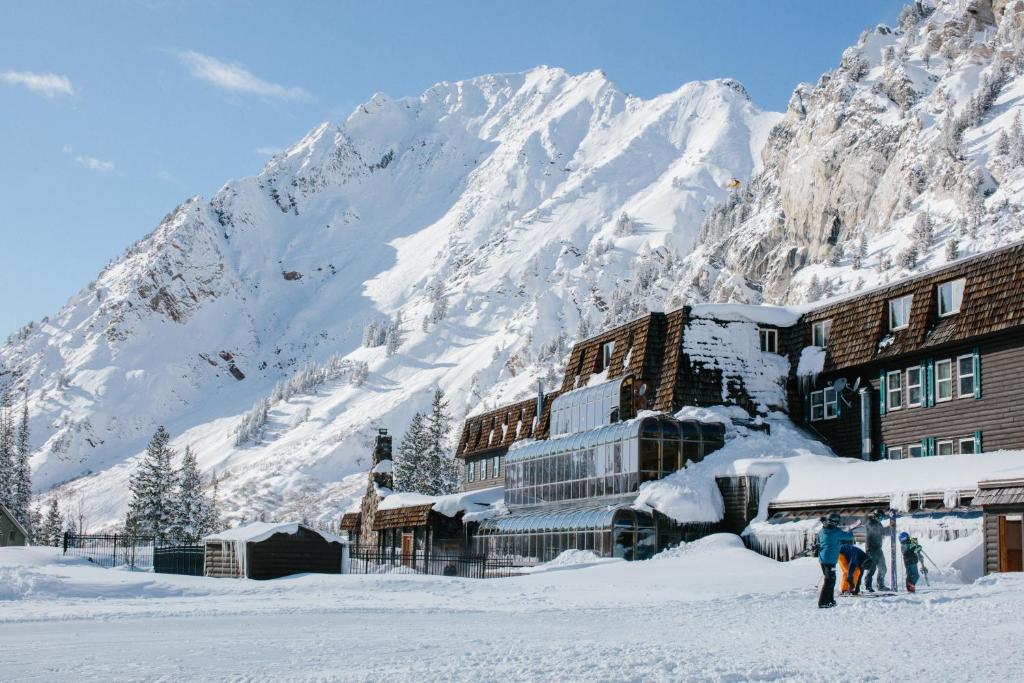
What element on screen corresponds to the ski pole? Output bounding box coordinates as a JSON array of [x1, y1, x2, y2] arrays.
[[921, 549, 941, 573]]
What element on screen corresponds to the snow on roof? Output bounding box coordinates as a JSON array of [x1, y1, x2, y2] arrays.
[[688, 303, 808, 327], [204, 522, 348, 545], [377, 486, 504, 518], [734, 451, 1024, 509], [371, 459, 393, 474]]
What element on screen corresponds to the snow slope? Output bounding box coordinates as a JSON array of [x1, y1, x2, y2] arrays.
[[0, 68, 777, 528], [2, 538, 1021, 681]]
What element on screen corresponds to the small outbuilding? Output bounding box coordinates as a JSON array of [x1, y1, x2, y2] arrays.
[[973, 478, 1024, 574], [204, 522, 348, 580], [0, 502, 28, 547]]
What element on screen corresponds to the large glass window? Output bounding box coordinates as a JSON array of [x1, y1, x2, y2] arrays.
[[937, 279, 965, 317], [639, 438, 660, 483], [812, 320, 831, 347], [889, 295, 913, 330]]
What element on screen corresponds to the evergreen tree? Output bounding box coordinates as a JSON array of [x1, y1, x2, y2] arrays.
[[40, 498, 63, 547], [385, 310, 404, 357], [424, 389, 460, 495], [912, 212, 933, 251], [204, 469, 223, 534], [0, 394, 12, 510], [124, 426, 178, 540], [170, 446, 212, 542], [393, 412, 428, 493], [11, 403, 32, 533]]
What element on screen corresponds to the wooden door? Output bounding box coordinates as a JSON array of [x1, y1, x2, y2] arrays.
[[401, 533, 414, 567], [999, 515, 1023, 572]]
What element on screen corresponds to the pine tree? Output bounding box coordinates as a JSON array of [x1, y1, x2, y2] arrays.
[[124, 426, 178, 540], [912, 212, 933, 252], [945, 238, 960, 261], [11, 403, 32, 533], [424, 389, 459, 495], [41, 498, 63, 547], [0, 393, 12, 510], [393, 412, 428, 493], [385, 310, 403, 357], [204, 469, 223, 534], [170, 446, 212, 543]]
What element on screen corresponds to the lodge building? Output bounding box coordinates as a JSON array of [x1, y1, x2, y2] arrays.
[[349, 241, 1024, 567]]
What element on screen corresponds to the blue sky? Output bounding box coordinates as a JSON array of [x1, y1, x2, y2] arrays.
[[0, 0, 905, 338]]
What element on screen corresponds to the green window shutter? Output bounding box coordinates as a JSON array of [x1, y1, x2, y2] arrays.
[[929, 436, 936, 457], [974, 430, 983, 454], [880, 443, 887, 460], [973, 347, 981, 399], [803, 389, 811, 422], [920, 437, 928, 457], [836, 389, 842, 418], [926, 359, 935, 407], [919, 361, 929, 408], [879, 371, 887, 415]]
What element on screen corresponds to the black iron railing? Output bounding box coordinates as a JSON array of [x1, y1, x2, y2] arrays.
[[347, 546, 522, 579], [62, 533, 205, 575]]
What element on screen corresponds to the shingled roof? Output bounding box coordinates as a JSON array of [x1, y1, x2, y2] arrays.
[[455, 392, 559, 460], [801, 241, 1024, 370]]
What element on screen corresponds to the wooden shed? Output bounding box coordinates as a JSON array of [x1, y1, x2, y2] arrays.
[[204, 522, 348, 580], [973, 478, 1024, 574], [0, 502, 28, 547]]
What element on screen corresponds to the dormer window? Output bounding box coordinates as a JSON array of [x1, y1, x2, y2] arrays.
[[937, 279, 965, 317], [812, 320, 831, 347], [596, 341, 615, 372], [759, 328, 778, 353], [888, 295, 913, 331]]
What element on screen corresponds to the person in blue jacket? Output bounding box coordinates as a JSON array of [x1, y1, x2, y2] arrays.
[[838, 544, 874, 595], [816, 512, 853, 608]]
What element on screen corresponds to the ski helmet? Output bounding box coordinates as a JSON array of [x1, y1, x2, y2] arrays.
[[827, 512, 842, 526], [899, 531, 910, 541], [872, 508, 885, 519]]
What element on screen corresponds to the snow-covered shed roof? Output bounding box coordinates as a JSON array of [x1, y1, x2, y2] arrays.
[[735, 451, 1024, 510], [204, 522, 347, 545], [377, 486, 504, 517]]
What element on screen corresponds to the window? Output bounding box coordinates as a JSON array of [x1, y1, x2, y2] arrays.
[[886, 370, 903, 410], [481, 458, 489, 480], [935, 359, 952, 402], [597, 341, 615, 372], [937, 279, 965, 317], [936, 440, 954, 456], [906, 367, 922, 407], [889, 295, 913, 330], [759, 328, 778, 354], [810, 391, 824, 421], [812, 320, 831, 347], [959, 438, 976, 455], [957, 355, 975, 397], [811, 389, 838, 420], [468, 461, 476, 482], [907, 444, 923, 458], [888, 446, 904, 460], [492, 455, 501, 479]]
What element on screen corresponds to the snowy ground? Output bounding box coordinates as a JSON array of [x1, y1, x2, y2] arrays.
[[3, 536, 1022, 682]]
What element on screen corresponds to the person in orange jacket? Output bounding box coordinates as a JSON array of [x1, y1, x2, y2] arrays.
[[837, 544, 874, 595]]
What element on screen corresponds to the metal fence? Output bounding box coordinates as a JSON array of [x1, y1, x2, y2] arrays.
[[62, 533, 205, 575], [347, 546, 522, 579]]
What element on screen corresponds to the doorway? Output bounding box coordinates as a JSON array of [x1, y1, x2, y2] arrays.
[[999, 515, 1023, 572], [401, 533, 414, 568]]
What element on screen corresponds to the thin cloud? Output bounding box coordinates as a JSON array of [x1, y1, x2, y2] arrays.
[[63, 145, 114, 173], [0, 70, 75, 98], [177, 50, 309, 101]]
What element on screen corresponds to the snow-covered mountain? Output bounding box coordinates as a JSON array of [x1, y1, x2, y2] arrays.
[[0, 67, 777, 528], [5, 0, 1024, 530], [682, 0, 1024, 304]]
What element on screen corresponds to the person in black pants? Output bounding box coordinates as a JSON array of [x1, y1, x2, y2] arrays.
[[816, 513, 853, 608]]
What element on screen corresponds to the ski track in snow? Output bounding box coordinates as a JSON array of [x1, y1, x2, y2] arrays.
[[2, 540, 1023, 682]]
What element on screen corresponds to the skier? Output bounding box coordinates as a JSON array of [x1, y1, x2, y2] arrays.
[[863, 509, 889, 592], [899, 531, 927, 593], [816, 512, 853, 608], [837, 544, 874, 595]]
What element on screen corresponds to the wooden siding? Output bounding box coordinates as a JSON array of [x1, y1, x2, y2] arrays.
[[796, 331, 1024, 459], [801, 241, 1024, 370], [0, 505, 28, 547], [984, 512, 1000, 575], [247, 529, 342, 580], [204, 541, 241, 578], [462, 453, 504, 492]]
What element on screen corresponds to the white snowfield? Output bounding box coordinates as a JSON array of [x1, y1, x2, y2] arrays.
[[3, 536, 1023, 682]]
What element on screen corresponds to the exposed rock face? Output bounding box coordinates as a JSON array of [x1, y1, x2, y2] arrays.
[[680, 0, 1024, 305]]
